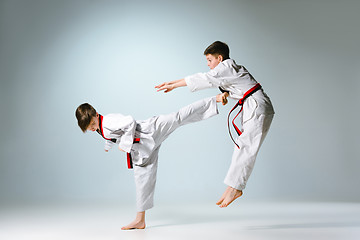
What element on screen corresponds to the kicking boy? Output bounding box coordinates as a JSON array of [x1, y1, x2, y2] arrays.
[[75, 95, 228, 230], [155, 41, 275, 208]]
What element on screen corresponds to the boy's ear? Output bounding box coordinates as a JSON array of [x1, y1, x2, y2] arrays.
[[218, 55, 223, 62]]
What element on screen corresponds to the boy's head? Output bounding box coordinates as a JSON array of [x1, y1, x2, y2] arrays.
[[204, 41, 230, 69], [75, 103, 99, 132]]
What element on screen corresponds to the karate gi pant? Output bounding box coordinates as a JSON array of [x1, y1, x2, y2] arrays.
[[224, 113, 274, 191], [132, 97, 218, 212]]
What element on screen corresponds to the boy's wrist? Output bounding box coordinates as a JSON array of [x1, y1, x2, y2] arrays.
[[176, 79, 186, 88]]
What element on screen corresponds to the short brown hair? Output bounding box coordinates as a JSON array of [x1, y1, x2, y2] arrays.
[[203, 41, 230, 60], [75, 103, 97, 132]]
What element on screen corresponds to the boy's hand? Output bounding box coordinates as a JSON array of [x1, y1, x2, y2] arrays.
[[155, 82, 175, 93], [155, 79, 186, 93], [216, 92, 229, 105], [118, 145, 125, 152]]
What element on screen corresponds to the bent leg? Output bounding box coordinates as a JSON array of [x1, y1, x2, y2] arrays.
[[219, 114, 274, 207]]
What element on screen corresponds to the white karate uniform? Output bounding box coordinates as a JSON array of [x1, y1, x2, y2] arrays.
[[98, 97, 218, 211], [185, 59, 275, 191]]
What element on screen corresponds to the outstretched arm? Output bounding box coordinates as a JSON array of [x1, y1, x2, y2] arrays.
[[155, 79, 187, 93]]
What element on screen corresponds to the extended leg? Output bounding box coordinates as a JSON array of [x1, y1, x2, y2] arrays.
[[154, 96, 219, 143]]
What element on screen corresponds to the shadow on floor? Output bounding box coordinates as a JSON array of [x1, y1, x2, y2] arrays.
[[147, 209, 360, 230]]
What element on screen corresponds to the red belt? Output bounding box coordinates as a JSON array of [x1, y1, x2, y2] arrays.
[[227, 83, 262, 149], [126, 138, 140, 169]]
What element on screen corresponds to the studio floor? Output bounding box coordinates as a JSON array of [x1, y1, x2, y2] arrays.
[[1, 201, 359, 240]]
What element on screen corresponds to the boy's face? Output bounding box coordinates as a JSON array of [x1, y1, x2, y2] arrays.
[[206, 54, 223, 69], [87, 113, 99, 132]]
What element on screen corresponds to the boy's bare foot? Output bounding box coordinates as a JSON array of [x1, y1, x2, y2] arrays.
[[121, 211, 146, 230], [216, 92, 229, 105], [121, 220, 145, 230], [216, 186, 231, 205], [216, 186, 243, 208]]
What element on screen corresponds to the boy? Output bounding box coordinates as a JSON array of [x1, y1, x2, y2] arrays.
[[155, 41, 275, 208], [75, 94, 228, 230]]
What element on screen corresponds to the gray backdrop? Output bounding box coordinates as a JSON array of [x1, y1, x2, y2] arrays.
[[1, 0, 359, 207]]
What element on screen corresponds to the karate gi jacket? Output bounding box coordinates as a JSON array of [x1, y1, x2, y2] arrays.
[[98, 114, 159, 166], [185, 59, 275, 122]]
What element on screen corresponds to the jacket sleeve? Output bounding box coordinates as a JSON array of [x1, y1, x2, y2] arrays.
[[105, 114, 136, 153], [185, 64, 229, 92], [104, 140, 115, 151], [184, 72, 217, 92], [116, 115, 136, 153], [118, 116, 136, 152]]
